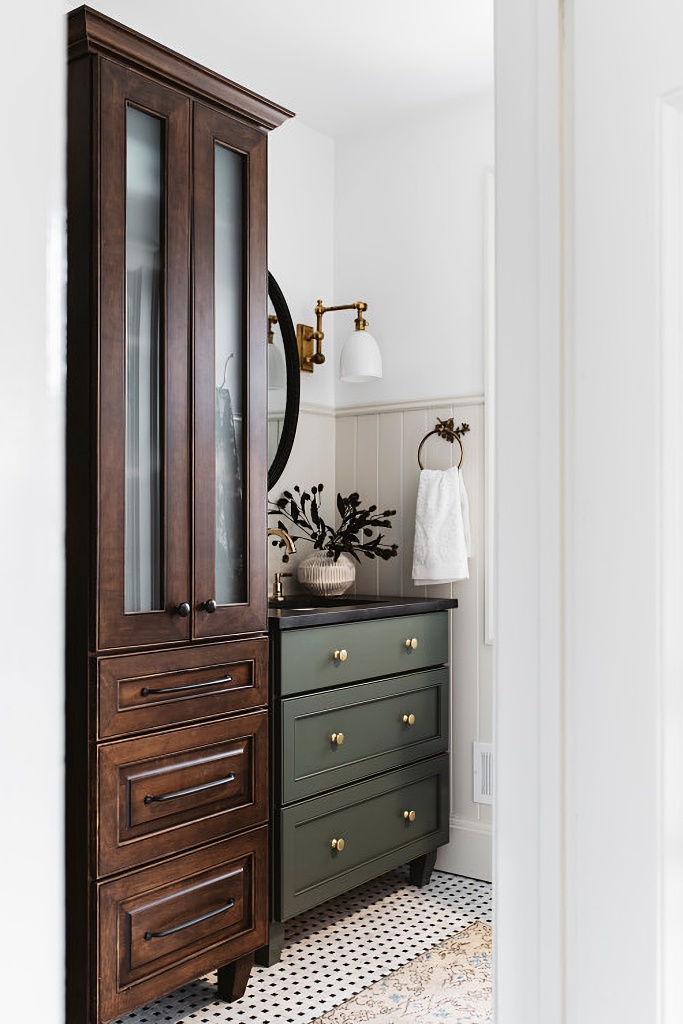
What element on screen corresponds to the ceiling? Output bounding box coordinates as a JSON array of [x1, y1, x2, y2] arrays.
[[66, 1, 494, 137]]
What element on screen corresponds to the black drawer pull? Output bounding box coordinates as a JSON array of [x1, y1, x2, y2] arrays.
[[144, 898, 235, 940], [144, 773, 236, 804], [141, 675, 232, 696]]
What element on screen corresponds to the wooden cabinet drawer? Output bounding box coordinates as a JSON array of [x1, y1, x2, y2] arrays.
[[98, 638, 268, 739], [98, 826, 267, 1023], [278, 755, 449, 920], [98, 711, 267, 875], [280, 667, 448, 803], [277, 611, 449, 696]]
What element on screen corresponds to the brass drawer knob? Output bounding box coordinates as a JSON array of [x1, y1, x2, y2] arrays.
[[402, 713, 416, 726], [405, 637, 419, 650], [334, 649, 348, 662], [331, 732, 345, 746], [331, 837, 346, 852], [403, 810, 417, 822]]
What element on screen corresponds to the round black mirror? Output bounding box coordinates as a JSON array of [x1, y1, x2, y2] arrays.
[[267, 272, 300, 490]]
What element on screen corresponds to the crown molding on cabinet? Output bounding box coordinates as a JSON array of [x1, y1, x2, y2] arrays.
[[68, 6, 294, 131]]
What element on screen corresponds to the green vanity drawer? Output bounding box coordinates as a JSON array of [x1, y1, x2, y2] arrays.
[[280, 667, 448, 803], [277, 611, 449, 696], [278, 754, 449, 920]]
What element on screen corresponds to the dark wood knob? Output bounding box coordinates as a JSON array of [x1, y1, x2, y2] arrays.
[[201, 599, 218, 613], [175, 602, 191, 617]]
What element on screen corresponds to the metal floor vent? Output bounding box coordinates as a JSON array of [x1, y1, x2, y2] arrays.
[[473, 742, 494, 804]]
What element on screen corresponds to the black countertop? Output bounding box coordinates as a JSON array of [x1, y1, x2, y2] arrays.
[[268, 593, 458, 630]]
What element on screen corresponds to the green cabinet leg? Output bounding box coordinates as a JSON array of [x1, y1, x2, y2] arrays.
[[216, 952, 254, 1002], [255, 920, 285, 967], [409, 849, 437, 887]]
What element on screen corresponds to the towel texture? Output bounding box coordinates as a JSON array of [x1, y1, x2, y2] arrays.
[[412, 466, 471, 585]]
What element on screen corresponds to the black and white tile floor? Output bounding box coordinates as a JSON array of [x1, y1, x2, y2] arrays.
[[114, 868, 492, 1024]]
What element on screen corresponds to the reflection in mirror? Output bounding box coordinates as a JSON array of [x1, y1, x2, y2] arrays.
[[268, 272, 300, 490]]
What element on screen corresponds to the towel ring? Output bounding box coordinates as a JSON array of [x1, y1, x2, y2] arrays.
[[417, 419, 469, 470]]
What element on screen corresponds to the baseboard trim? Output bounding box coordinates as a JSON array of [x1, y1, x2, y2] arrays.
[[435, 816, 492, 883]]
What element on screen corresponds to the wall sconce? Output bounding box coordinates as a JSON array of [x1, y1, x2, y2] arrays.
[[296, 299, 383, 382]]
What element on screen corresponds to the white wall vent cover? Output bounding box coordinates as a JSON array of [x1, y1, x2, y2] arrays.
[[473, 742, 493, 804]]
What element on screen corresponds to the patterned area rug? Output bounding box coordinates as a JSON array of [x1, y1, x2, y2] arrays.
[[310, 921, 491, 1024]]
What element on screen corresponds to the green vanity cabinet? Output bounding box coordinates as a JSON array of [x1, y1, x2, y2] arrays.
[[260, 596, 457, 965]]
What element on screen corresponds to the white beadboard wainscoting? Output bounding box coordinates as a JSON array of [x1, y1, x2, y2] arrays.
[[268, 396, 492, 882], [335, 396, 492, 882]]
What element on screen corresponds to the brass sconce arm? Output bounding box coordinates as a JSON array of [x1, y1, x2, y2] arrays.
[[297, 299, 370, 373], [267, 313, 278, 344]]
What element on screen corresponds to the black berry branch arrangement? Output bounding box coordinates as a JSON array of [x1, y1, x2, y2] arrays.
[[268, 484, 399, 563]]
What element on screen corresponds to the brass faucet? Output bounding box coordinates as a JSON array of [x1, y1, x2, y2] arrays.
[[268, 528, 296, 602], [271, 570, 293, 602], [267, 527, 297, 555]]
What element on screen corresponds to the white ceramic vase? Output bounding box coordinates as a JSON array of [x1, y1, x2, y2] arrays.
[[296, 551, 356, 597]]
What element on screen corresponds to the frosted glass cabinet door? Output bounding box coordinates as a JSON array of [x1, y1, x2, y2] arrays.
[[98, 61, 191, 650], [124, 106, 163, 615], [193, 103, 267, 639]]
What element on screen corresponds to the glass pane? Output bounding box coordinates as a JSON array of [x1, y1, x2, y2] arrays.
[[214, 143, 246, 605], [124, 106, 164, 613]]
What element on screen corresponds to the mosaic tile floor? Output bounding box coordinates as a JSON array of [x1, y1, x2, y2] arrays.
[[114, 868, 492, 1024]]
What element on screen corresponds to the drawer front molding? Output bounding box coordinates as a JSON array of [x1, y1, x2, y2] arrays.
[[98, 712, 268, 875], [280, 667, 449, 803], [278, 612, 449, 696], [98, 638, 268, 739], [98, 827, 267, 1022], [278, 755, 449, 920]]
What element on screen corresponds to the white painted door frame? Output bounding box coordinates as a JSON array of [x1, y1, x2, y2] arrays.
[[494, 1, 683, 1022], [494, 0, 566, 1018]]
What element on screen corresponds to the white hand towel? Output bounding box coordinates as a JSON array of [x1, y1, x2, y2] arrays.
[[412, 465, 471, 585]]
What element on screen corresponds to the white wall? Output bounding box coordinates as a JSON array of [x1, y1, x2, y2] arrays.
[[267, 96, 495, 880], [330, 93, 495, 879], [267, 120, 338, 582], [334, 92, 494, 408], [2, 3, 65, 1023], [268, 94, 495, 880], [269, 119, 336, 411]]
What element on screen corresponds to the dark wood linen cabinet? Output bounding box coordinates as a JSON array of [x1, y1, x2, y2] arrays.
[[66, 9, 292, 1022]]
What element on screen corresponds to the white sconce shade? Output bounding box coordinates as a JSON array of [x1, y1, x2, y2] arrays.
[[267, 339, 287, 390], [339, 329, 383, 382]]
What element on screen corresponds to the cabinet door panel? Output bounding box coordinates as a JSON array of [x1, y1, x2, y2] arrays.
[[99, 60, 191, 651], [193, 103, 267, 639]]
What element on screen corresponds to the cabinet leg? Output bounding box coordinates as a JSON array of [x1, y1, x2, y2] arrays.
[[255, 920, 285, 967], [409, 850, 437, 888], [216, 952, 254, 1002]]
